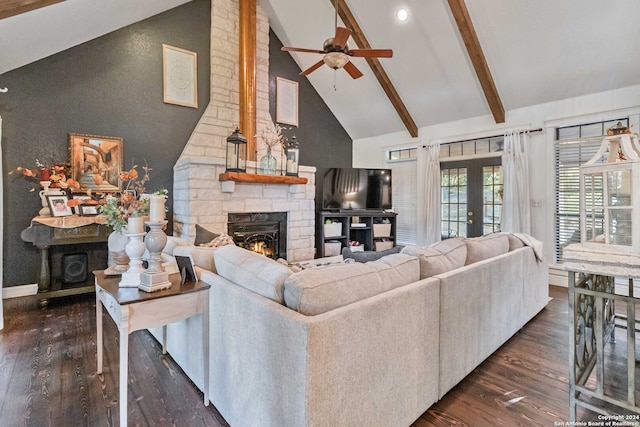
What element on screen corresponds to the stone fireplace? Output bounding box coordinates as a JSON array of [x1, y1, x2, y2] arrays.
[[170, 1, 316, 262]]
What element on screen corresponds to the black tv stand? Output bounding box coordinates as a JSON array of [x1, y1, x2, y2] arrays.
[[317, 211, 397, 258]]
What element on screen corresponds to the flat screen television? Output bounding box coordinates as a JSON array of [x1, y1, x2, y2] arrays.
[[322, 168, 392, 211]]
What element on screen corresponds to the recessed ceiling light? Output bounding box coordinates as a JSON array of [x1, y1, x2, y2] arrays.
[[396, 8, 408, 22]]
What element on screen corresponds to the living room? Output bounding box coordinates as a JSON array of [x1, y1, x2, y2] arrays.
[[1, 1, 640, 426]]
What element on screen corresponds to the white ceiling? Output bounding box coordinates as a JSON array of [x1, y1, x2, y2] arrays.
[[0, 0, 191, 74], [2, 0, 640, 140], [263, 0, 640, 139]]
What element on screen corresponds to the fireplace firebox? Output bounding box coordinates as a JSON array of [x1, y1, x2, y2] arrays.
[[228, 212, 287, 259]]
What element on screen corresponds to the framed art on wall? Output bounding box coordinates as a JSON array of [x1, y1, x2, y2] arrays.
[[69, 133, 123, 193], [276, 77, 298, 127], [163, 44, 198, 108]]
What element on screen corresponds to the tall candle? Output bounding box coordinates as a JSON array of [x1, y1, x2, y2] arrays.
[[128, 216, 144, 234], [149, 195, 165, 222]]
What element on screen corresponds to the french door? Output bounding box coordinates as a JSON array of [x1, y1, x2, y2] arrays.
[[441, 157, 502, 238]]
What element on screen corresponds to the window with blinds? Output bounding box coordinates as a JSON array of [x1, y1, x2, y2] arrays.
[[554, 118, 629, 263], [391, 159, 417, 245]]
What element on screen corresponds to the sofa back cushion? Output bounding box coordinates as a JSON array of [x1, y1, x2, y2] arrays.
[[213, 245, 292, 303], [283, 253, 419, 315], [401, 238, 467, 279], [464, 233, 510, 265]]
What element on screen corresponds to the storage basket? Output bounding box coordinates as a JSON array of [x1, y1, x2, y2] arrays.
[[323, 222, 342, 238], [324, 241, 342, 256], [373, 223, 392, 238], [375, 241, 394, 252]]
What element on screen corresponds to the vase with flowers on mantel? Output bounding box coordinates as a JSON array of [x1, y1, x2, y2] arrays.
[[260, 146, 277, 175]]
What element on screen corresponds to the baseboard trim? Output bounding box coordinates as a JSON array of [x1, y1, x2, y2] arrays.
[[3, 284, 38, 299]]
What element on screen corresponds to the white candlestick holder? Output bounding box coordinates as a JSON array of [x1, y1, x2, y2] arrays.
[[139, 221, 172, 292], [119, 232, 146, 288]]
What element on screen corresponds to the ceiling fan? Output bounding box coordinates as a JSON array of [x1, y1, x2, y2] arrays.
[[280, 0, 393, 79]]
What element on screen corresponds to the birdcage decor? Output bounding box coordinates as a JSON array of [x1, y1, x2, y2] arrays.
[[578, 133, 640, 253]]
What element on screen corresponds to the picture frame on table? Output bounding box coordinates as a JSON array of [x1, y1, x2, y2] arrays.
[[175, 254, 198, 284], [79, 205, 99, 216], [47, 195, 74, 217]]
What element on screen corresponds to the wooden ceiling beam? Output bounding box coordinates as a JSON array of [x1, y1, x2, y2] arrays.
[[332, 0, 418, 138], [447, 0, 505, 123], [0, 0, 65, 20]]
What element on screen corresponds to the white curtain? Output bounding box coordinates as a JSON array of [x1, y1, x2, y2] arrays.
[[501, 130, 531, 234], [417, 142, 441, 245]]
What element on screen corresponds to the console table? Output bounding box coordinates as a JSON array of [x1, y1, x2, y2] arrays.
[[564, 246, 640, 421], [21, 216, 110, 306], [95, 270, 210, 427]]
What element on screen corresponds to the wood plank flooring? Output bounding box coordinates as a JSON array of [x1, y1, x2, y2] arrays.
[[0, 286, 636, 426]]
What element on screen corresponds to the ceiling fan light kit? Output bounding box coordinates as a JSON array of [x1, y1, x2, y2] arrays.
[[323, 52, 349, 69]]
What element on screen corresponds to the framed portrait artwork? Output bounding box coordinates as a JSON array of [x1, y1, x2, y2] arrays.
[[276, 77, 299, 127], [79, 205, 99, 216], [69, 133, 123, 193], [163, 44, 198, 108], [47, 195, 74, 217]]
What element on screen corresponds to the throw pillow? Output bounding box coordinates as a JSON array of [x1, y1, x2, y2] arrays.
[[401, 238, 467, 279], [194, 224, 220, 246], [199, 233, 236, 248], [342, 245, 402, 262], [464, 233, 509, 265]]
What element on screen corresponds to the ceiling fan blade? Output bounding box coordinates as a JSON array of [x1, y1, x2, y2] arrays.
[[333, 26, 351, 49], [343, 61, 363, 79], [282, 46, 325, 54], [348, 49, 393, 58], [300, 60, 325, 76]]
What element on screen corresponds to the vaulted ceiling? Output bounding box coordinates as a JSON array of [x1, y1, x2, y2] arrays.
[[2, 0, 640, 140]]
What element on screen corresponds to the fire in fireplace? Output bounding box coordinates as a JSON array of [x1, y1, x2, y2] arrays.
[[228, 212, 287, 259]]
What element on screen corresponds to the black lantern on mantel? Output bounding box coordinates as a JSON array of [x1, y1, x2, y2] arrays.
[[226, 127, 247, 173], [285, 136, 300, 176]]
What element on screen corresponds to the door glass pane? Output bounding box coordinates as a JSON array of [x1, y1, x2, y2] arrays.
[[441, 167, 467, 238], [482, 165, 502, 234]]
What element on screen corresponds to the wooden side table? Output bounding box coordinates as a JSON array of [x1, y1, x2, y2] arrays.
[[94, 270, 210, 427]]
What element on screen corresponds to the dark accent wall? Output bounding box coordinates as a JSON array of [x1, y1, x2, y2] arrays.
[[1, 1, 211, 288], [268, 30, 353, 213], [0, 7, 351, 289]]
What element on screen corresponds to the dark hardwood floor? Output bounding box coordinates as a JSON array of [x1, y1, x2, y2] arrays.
[[0, 286, 636, 426]]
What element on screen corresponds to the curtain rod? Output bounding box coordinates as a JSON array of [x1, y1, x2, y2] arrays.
[[423, 127, 543, 148]]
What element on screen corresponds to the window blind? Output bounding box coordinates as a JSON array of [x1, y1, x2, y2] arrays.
[[554, 138, 604, 262], [391, 160, 417, 245]]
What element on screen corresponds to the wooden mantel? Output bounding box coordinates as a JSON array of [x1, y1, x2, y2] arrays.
[[219, 172, 308, 185]]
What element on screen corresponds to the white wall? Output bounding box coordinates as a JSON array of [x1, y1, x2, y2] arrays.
[[353, 84, 640, 266]]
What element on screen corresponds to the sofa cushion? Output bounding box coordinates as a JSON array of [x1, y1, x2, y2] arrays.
[[194, 224, 221, 246], [214, 246, 292, 303], [464, 233, 509, 265], [401, 238, 467, 279], [505, 233, 525, 251], [283, 253, 419, 315], [341, 245, 402, 263]]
